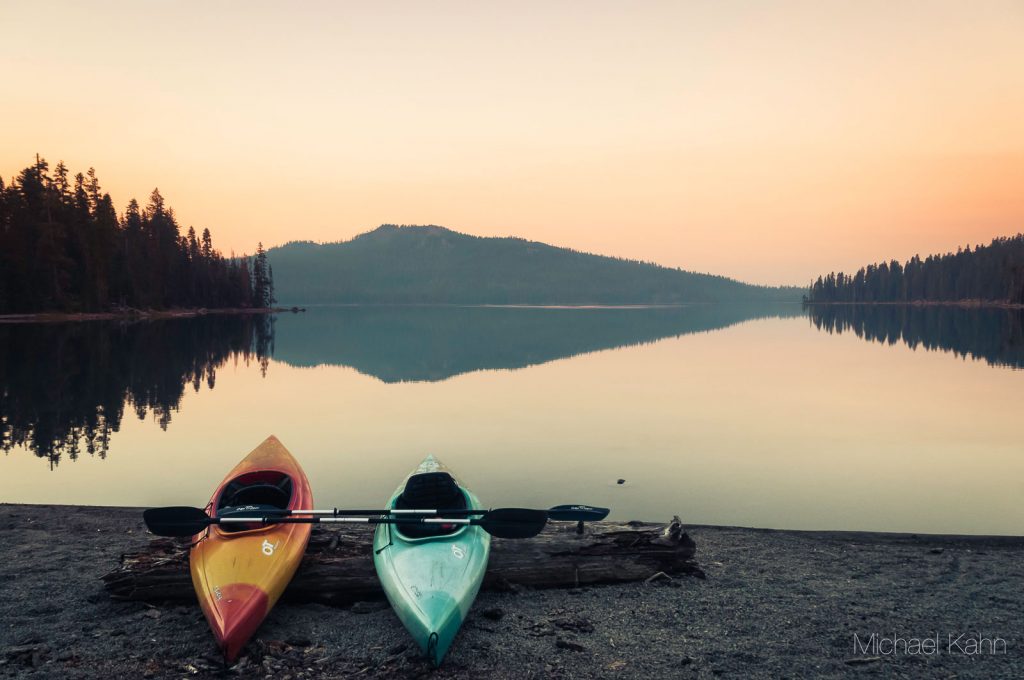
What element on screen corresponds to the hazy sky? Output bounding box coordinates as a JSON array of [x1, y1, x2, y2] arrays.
[[3, 1, 1023, 285]]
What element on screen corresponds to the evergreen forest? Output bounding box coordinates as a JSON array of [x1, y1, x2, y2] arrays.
[[0, 156, 274, 314], [806, 234, 1024, 305]]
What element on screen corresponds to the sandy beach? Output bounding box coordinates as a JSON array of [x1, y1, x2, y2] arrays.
[[0, 504, 1019, 679]]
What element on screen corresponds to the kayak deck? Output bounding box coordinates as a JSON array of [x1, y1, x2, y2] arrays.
[[372, 455, 491, 667], [189, 435, 312, 661]]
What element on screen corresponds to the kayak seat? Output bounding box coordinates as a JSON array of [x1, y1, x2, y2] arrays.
[[394, 472, 466, 539], [217, 474, 293, 532], [225, 483, 291, 508]]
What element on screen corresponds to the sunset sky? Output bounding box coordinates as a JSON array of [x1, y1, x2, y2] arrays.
[[3, 1, 1023, 286]]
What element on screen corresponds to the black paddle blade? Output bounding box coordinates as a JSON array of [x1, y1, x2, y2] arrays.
[[547, 504, 610, 522], [480, 508, 548, 539], [143, 506, 212, 537]]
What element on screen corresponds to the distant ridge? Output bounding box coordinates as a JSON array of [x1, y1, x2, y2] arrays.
[[267, 225, 802, 305]]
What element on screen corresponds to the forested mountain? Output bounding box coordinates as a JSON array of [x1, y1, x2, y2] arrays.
[[806, 234, 1024, 305], [268, 225, 802, 305], [0, 156, 274, 314]]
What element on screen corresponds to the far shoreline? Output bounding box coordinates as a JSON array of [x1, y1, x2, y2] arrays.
[[0, 306, 304, 325], [803, 299, 1024, 310]]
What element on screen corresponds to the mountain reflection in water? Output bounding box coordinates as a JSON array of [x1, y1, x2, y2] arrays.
[[271, 304, 803, 382], [4, 302, 1021, 468], [1, 305, 797, 466]]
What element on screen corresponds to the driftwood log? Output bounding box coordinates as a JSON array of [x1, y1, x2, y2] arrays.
[[103, 517, 703, 605]]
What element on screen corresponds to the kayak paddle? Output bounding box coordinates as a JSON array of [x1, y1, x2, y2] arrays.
[[214, 503, 609, 522], [144, 506, 548, 540]]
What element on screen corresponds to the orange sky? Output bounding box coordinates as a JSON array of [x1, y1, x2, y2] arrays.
[[3, 1, 1023, 286]]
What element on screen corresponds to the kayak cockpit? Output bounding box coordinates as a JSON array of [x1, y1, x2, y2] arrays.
[[215, 470, 293, 532], [393, 471, 467, 539]]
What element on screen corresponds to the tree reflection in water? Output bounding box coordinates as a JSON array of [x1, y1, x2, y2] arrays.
[[807, 304, 1024, 370], [0, 315, 274, 467]]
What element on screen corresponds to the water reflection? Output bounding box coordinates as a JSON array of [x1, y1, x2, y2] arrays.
[[273, 304, 803, 382], [807, 304, 1024, 370], [3, 304, 1022, 534], [0, 316, 274, 466], [2, 305, 800, 467], [6, 303, 1021, 471]]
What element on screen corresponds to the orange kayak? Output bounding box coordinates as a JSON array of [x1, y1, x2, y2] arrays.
[[189, 435, 313, 661]]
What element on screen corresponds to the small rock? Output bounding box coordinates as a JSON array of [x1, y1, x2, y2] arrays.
[[350, 601, 387, 614], [680, 656, 695, 666], [929, 548, 944, 555], [606, 660, 627, 670], [5, 643, 49, 665], [229, 657, 253, 674], [553, 617, 594, 634], [262, 639, 290, 655], [555, 638, 586, 652], [145, 608, 162, 619], [527, 622, 555, 637], [617, 479, 626, 485], [481, 608, 505, 621], [845, 656, 881, 665]]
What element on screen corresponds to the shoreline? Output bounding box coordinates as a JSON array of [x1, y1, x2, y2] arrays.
[[803, 299, 1024, 310], [0, 307, 303, 325], [5, 502, 1022, 544], [1, 503, 1019, 678]]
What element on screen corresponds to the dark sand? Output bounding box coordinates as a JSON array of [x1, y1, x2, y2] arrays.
[[0, 504, 1020, 679]]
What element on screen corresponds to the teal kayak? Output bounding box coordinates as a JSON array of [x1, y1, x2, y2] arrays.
[[372, 455, 491, 667]]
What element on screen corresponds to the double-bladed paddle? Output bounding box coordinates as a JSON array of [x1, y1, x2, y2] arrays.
[[213, 503, 609, 523], [144, 506, 549, 540]]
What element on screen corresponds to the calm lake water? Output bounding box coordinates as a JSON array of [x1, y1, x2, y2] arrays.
[[2, 304, 1022, 535]]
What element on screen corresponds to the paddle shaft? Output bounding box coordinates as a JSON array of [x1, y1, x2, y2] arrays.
[[246, 504, 608, 521], [145, 505, 551, 539], [217, 515, 476, 526], [267, 508, 486, 517]]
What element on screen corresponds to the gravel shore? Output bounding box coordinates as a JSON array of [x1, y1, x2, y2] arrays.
[[1, 504, 1020, 679]]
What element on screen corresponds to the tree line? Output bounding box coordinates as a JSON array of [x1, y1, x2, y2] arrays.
[[806, 234, 1024, 305], [0, 155, 274, 314]]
